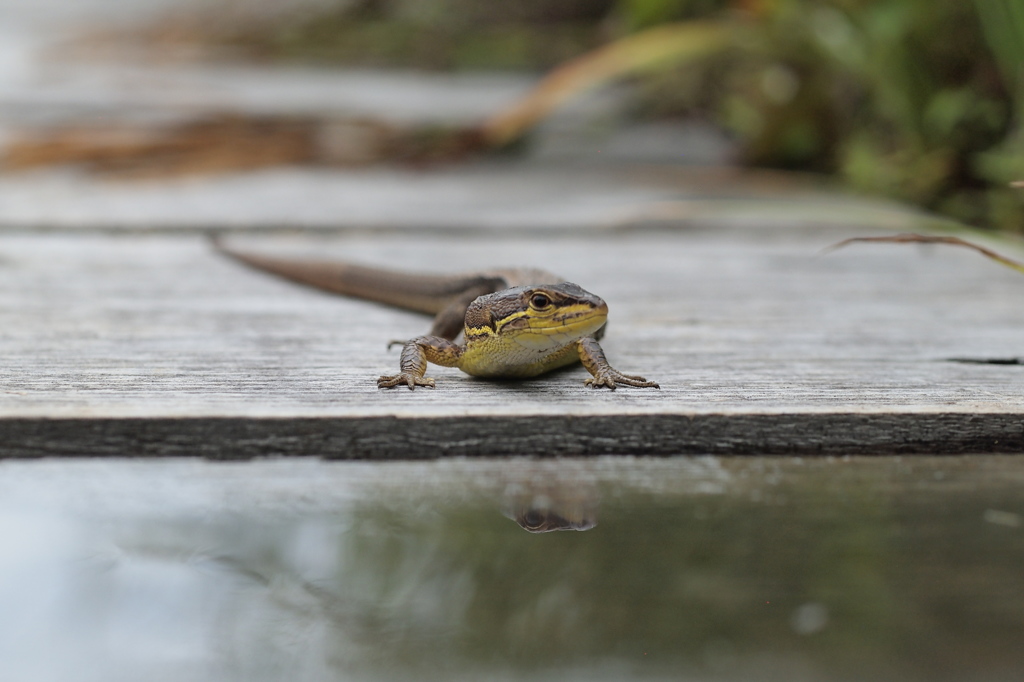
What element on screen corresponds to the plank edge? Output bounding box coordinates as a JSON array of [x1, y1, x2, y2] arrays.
[[0, 413, 1021, 458]]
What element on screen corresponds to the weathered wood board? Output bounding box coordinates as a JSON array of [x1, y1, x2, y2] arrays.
[[0, 164, 931, 233], [1, 226, 1023, 457]]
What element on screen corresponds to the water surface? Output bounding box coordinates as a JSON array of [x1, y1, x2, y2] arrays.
[[1, 455, 1022, 682]]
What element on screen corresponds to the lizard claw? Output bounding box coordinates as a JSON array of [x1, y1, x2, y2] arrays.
[[377, 373, 436, 390], [585, 370, 659, 390]]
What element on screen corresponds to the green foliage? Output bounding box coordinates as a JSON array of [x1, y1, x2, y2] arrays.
[[221, 0, 614, 71], [262, 17, 602, 71], [628, 0, 1024, 229], [617, 0, 729, 29], [974, 0, 1024, 101]]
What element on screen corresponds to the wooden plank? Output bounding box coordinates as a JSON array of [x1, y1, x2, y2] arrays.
[[0, 163, 934, 233], [1, 228, 1023, 456], [2, 414, 1022, 459]]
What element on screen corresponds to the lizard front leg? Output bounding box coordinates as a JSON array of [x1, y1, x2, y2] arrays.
[[577, 337, 659, 390], [378, 336, 464, 390]]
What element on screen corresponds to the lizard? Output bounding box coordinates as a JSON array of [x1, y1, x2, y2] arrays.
[[214, 241, 659, 391]]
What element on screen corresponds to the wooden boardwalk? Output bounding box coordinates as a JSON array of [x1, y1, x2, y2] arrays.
[[2, 208, 1023, 457], [8, 16, 1016, 458]]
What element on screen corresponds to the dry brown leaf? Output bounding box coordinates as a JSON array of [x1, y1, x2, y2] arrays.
[[479, 21, 735, 147], [0, 113, 479, 178]]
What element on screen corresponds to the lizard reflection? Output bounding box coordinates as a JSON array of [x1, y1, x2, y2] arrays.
[[503, 480, 598, 533]]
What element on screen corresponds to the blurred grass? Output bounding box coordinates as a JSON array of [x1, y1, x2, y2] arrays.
[[235, 19, 605, 71], [132, 0, 616, 71], [480, 21, 735, 146]]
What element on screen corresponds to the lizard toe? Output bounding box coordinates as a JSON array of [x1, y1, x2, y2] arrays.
[[378, 373, 435, 390]]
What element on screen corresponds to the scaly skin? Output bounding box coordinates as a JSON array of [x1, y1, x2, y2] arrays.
[[215, 241, 659, 391]]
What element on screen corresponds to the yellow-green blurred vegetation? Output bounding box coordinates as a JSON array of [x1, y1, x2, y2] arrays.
[[146, 0, 1024, 230]]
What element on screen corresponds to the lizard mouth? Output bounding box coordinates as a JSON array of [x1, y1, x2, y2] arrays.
[[490, 295, 608, 345], [512, 308, 608, 349], [539, 318, 605, 335], [542, 300, 608, 332]]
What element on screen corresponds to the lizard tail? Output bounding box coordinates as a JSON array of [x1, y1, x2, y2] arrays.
[[211, 237, 505, 315]]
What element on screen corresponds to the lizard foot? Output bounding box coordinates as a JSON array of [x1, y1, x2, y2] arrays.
[[377, 373, 436, 390], [585, 370, 660, 390]]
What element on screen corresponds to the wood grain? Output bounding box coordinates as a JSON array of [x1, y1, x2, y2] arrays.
[[1, 228, 1023, 456]]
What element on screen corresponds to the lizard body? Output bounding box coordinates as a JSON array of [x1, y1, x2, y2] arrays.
[[216, 243, 658, 390]]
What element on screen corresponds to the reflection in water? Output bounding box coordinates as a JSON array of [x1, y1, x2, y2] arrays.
[[502, 470, 599, 532], [0, 456, 1023, 682]]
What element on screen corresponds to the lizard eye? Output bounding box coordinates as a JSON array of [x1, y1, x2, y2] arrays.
[[530, 293, 551, 309], [521, 510, 546, 530]]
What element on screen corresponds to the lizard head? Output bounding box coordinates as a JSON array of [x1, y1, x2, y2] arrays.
[[465, 282, 608, 349]]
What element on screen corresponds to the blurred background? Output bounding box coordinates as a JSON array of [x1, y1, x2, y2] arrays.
[[5, 3, 1024, 682], [2, 0, 1023, 230]]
